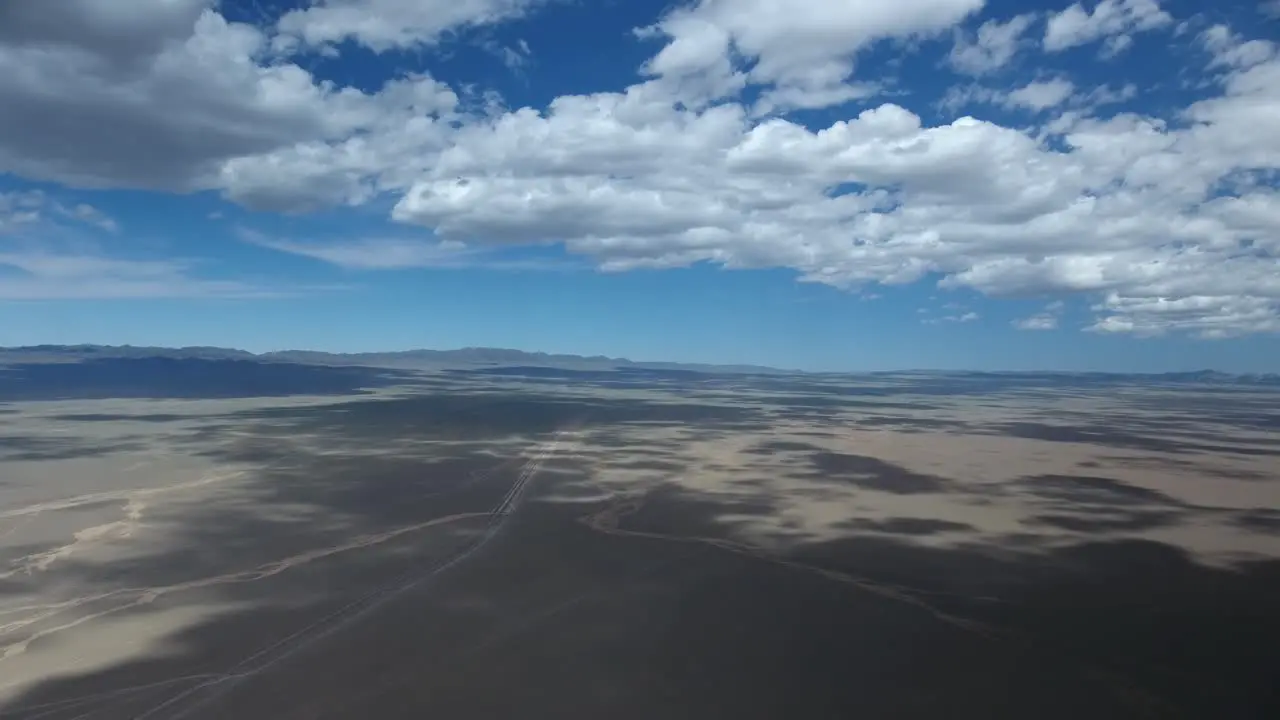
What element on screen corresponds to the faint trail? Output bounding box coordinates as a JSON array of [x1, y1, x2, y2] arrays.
[[452, 557, 676, 663], [134, 429, 580, 720], [492, 431, 567, 519], [0, 510, 490, 717], [0, 458, 511, 623], [0, 512, 489, 662], [312, 556, 678, 720], [0, 676, 220, 718], [578, 493, 994, 636], [579, 491, 1183, 716], [413, 458, 506, 501], [0, 471, 247, 582], [0, 499, 147, 581], [0, 472, 244, 522], [25, 701, 103, 720], [0, 516, 32, 542]]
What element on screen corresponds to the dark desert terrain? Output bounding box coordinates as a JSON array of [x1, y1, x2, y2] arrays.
[[1, 348, 1278, 719]]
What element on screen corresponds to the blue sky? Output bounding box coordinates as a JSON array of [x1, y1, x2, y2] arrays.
[[1, 0, 1278, 372]]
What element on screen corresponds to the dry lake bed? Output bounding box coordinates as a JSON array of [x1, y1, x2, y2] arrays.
[[1, 358, 1278, 719]]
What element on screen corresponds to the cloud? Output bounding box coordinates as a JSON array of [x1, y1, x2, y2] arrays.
[[939, 77, 1077, 113], [1004, 78, 1076, 110], [217, 74, 460, 212], [1079, 82, 1137, 106], [0, 191, 43, 233], [240, 229, 475, 270], [923, 310, 980, 324], [276, 0, 548, 52], [1013, 315, 1058, 330], [0, 190, 117, 234], [241, 228, 580, 273], [941, 78, 1131, 116], [483, 37, 534, 74], [1043, 0, 1173, 54], [1013, 301, 1065, 330], [0, 188, 277, 300], [1089, 294, 1280, 338], [0, 0, 460, 209], [948, 14, 1036, 75], [640, 0, 984, 111], [1201, 25, 1276, 70], [392, 34, 1280, 337], [64, 203, 118, 233], [1, 1, 1278, 339], [0, 251, 279, 300]]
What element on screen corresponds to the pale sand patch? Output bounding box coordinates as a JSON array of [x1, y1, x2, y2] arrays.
[[0, 602, 233, 704], [0, 599, 232, 702], [571, 415, 1280, 560]]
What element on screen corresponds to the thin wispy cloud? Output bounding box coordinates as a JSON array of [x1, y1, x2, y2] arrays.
[[239, 227, 584, 273], [0, 251, 284, 300], [1014, 300, 1066, 331]]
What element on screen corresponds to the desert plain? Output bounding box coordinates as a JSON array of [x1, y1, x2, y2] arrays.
[[1, 358, 1278, 719]]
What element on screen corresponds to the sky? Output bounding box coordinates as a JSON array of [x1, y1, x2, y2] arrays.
[[1, 0, 1279, 372]]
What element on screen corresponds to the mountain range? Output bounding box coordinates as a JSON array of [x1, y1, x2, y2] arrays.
[[1, 345, 1278, 385], [0, 344, 785, 375]]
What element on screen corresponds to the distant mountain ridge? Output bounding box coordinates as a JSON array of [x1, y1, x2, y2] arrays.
[[0, 344, 786, 375], [1, 345, 1277, 384], [865, 368, 1280, 385]]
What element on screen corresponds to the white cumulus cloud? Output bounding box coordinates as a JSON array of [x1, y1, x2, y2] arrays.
[[1004, 78, 1076, 110], [1, 0, 1278, 339], [276, 0, 547, 52], [0, 0, 460, 210], [641, 0, 984, 112], [948, 14, 1036, 75], [390, 31, 1280, 337], [1043, 0, 1172, 53]]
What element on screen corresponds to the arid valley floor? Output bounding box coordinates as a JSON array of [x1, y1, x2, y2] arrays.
[[1, 358, 1278, 719]]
